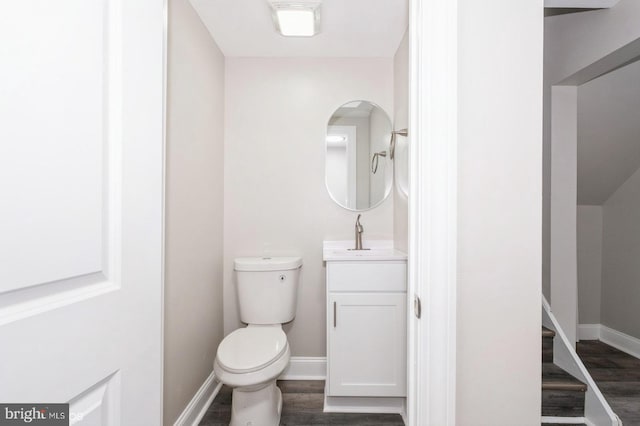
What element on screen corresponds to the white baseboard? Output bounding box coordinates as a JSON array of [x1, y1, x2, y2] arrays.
[[173, 371, 222, 426], [578, 323, 640, 360], [278, 356, 326, 380], [578, 324, 601, 341], [400, 400, 407, 425], [173, 357, 324, 425], [600, 325, 640, 360]]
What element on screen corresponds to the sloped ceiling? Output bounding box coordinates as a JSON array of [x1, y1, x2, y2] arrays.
[[189, 0, 408, 57], [578, 59, 640, 205]]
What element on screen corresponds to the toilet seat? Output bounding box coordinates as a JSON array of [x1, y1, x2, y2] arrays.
[[217, 327, 288, 374]]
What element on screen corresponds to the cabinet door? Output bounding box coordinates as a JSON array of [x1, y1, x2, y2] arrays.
[[328, 293, 406, 397]]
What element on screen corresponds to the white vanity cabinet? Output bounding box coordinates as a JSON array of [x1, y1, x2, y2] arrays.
[[324, 247, 407, 400]]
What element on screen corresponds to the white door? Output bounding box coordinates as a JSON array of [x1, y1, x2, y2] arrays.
[[0, 0, 165, 424], [326, 125, 357, 208]]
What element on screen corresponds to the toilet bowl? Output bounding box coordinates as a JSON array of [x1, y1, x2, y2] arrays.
[[214, 325, 291, 426], [214, 256, 302, 426]]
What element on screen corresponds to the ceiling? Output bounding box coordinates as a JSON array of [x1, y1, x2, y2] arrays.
[[577, 59, 640, 205], [189, 0, 408, 57]]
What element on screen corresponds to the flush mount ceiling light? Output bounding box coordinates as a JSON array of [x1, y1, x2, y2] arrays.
[[268, 0, 321, 37], [326, 135, 346, 143]]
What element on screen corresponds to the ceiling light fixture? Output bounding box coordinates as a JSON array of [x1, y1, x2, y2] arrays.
[[326, 135, 347, 144], [268, 0, 321, 37]]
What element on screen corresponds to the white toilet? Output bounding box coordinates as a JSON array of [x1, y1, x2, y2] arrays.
[[214, 256, 302, 426]]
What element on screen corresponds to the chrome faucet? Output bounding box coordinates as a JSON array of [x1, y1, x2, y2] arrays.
[[355, 214, 364, 250]]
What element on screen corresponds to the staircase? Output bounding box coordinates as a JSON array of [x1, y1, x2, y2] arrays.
[[542, 326, 588, 423]]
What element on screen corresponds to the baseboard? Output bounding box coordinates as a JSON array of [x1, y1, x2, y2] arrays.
[[172, 357, 324, 426], [578, 323, 640, 360], [578, 324, 601, 341], [600, 325, 640, 360], [400, 399, 407, 425], [278, 356, 326, 380], [173, 371, 222, 426]]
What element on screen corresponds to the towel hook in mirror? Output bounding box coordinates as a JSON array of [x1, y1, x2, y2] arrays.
[[371, 151, 387, 174]]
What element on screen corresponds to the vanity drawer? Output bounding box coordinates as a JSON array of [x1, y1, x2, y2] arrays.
[[327, 262, 406, 292]]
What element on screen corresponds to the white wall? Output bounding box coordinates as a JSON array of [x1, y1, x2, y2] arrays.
[[543, 0, 640, 300], [164, 0, 225, 423], [550, 85, 579, 345], [577, 205, 602, 325], [356, 117, 372, 209], [369, 106, 392, 204], [325, 144, 349, 207], [456, 0, 542, 423], [574, 59, 640, 331], [393, 32, 409, 253], [602, 166, 640, 339], [545, 0, 640, 85], [223, 57, 394, 356], [577, 59, 640, 205]]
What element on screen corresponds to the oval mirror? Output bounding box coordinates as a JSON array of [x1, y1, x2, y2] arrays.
[[325, 101, 393, 211]]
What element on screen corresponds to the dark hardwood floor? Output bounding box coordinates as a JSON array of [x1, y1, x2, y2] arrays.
[[577, 340, 640, 426], [198, 341, 639, 426], [199, 380, 404, 426]]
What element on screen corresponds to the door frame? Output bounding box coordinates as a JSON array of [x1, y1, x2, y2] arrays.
[[549, 38, 640, 348], [407, 0, 458, 424], [160, 0, 168, 422]]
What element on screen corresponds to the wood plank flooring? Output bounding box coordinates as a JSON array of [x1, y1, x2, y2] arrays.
[[198, 341, 639, 425], [577, 340, 640, 426], [199, 380, 404, 426]]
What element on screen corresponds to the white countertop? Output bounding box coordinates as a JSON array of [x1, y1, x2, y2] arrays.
[[322, 240, 407, 261]]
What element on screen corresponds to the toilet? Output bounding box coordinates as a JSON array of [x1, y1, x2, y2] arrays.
[[214, 256, 302, 426]]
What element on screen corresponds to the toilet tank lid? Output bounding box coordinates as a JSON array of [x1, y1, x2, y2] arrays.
[[234, 256, 302, 272]]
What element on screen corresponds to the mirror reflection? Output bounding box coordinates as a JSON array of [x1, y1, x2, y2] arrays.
[[325, 101, 393, 211]]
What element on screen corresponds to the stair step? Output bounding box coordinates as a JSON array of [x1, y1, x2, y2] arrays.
[[542, 327, 555, 363], [542, 363, 587, 417], [542, 364, 587, 392], [542, 326, 556, 338], [541, 423, 586, 426]]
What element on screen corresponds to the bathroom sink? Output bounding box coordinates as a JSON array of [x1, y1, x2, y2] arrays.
[[323, 240, 407, 261]]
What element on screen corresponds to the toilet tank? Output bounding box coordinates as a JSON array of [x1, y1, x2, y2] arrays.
[[234, 256, 302, 325]]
